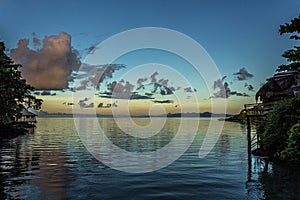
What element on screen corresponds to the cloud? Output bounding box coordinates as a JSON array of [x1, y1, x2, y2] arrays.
[[150, 72, 159, 83], [244, 82, 254, 91], [97, 70, 181, 101], [32, 32, 41, 47], [108, 80, 134, 94], [85, 44, 101, 54], [158, 78, 168, 86], [229, 91, 250, 97], [233, 67, 254, 81], [100, 93, 154, 100], [211, 76, 250, 98], [62, 102, 74, 106], [151, 82, 174, 96], [73, 64, 126, 91], [78, 97, 94, 108], [212, 76, 229, 98], [136, 77, 148, 90], [248, 84, 254, 91], [153, 100, 174, 104], [34, 90, 56, 96], [10, 32, 81, 90], [183, 87, 197, 93], [145, 92, 153, 96], [41, 90, 56, 96], [99, 84, 153, 99], [97, 102, 118, 108]]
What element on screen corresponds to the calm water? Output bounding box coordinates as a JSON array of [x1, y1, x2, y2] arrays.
[[0, 118, 299, 199]]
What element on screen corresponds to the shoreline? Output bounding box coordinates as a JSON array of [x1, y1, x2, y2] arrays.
[[0, 124, 29, 140]]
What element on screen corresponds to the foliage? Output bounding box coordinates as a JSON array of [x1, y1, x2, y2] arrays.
[[0, 41, 42, 125], [258, 94, 300, 158], [226, 109, 247, 122], [279, 124, 300, 164], [277, 15, 300, 72]]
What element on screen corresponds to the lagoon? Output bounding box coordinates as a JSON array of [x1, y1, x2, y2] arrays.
[[0, 118, 299, 199]]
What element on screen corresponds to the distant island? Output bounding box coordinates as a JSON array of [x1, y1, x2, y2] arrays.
[[37, 111, 234, 118]]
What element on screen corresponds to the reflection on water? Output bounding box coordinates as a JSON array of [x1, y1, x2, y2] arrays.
[[0, 118, 299, 199]]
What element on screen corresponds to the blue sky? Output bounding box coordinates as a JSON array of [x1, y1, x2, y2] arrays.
[[1, 0, 299, 114]]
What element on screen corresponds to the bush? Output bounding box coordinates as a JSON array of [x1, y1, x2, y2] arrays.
[[279, 124, 300, 164], [258, 94, 300, 158]]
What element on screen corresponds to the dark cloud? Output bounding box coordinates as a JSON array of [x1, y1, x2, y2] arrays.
[[237, 92, 250, 97], [244, 82, 254, 91], [233, 67, 254, 81], [230, 91, 250, 97], [100, 93, 154, 100], [10, 32, 81, 90], [97, 70, 181, 101], [158, 78, 168, 86], [85, 44, 101, 54], [99, 91, 112, 95], [151, 82, 174, 96], [212, 76, 229, 98], [62, 102, 74, 106], [34, 90, 56, 96], [78, 98, 94, 108], [108, 81, 134, 94], [97, 102, 118, 108], [136, 77, 148, 90], [248, 84, 254, 91], [159, 85, 174, 95], [153, 100, 174, 104], [101, 80, 135, 99], [100, 77, 179, 100], [41, 90, 56, 96], [74, 64, 126, 91], [145, 92, 153, 96], [211, 76, 250, 98], [97, 103, 104, 108], [184, 87, 196, 93], [150, 72, 159, 83]]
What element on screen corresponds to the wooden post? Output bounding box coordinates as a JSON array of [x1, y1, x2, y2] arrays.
[[246, 115, 251, 155], [246, 115, 252, 181]]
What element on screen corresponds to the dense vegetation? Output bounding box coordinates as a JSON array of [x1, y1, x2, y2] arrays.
[[257, 94, 300, 163], [257, 15, 300, 164], [0, 41, 42, 125]]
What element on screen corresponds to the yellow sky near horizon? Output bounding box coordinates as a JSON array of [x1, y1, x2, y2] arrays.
[[37, 93, 252, 115]]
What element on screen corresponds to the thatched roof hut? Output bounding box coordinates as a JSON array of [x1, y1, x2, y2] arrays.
[[256, 71, 300, 103], [17, 108, 37, 124]]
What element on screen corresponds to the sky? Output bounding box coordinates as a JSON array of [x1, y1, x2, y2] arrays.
[[0, 0, 299, 115]]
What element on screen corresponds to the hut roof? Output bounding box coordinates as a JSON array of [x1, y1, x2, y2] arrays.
[[256, 71, 300, 103], [21, 108, 37, 116]]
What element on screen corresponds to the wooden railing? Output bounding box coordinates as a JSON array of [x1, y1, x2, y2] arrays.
[[243, 102, 274, 156]]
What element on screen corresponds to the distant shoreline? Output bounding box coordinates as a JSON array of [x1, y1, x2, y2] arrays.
[[37, 112, 235, 118]]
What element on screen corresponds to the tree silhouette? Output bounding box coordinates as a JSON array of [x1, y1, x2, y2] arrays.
[[0, 41, 42, 125], [277, 15, 300, 72]]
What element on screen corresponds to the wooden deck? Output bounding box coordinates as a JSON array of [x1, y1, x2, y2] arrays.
[[243, 103, 274, 155]]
